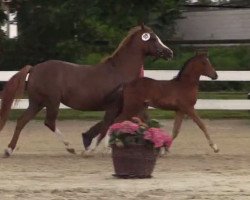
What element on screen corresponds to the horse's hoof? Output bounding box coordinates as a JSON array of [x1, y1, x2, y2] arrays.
[[81, 150, 95, 158], [214, 148, 220, 153], [66, 148, 76, 154], [82, 133, 92, 150], [3, 148, 12, 158], [211, 144, 219, 153]]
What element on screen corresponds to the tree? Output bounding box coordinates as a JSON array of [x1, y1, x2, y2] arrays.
[[0, 3, 6, 32], [0, 0, 182, 70], [0, 3, 7, 59]]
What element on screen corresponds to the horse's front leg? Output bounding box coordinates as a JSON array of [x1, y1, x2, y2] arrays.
[[83, 85, 123, 152], [82, 106, 121, 155], [96, 108, 120, 147], [187, 109, 219, 153], [82, 121, 103, 150], [82, 119, 110, 157]]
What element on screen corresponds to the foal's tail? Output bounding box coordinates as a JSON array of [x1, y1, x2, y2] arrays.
[[0, 65, 32, 131]]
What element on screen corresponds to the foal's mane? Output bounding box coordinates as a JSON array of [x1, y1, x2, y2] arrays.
[[101, 26, 152, 63], [173, 55, 204, 81]]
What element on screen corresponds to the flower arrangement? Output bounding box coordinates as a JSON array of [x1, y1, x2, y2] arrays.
[[109, 117, 172, 150]]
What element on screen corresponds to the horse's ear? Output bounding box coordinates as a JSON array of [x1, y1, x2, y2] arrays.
[[139, 22, 145, 30]]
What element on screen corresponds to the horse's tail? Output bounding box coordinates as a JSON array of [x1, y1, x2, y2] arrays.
[[0, 65, 32, 131]]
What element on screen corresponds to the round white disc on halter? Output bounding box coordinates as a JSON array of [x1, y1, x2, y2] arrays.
[[141, 33, 150, 41]]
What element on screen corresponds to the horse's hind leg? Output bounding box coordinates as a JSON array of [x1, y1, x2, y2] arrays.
[[172, 111, 184, 139], [44, 104, 76, 154], [4, 103, 43, 157], [187, 109, 219, 153]]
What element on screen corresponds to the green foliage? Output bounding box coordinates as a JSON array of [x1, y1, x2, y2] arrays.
[[198, 92, 247, 99], [145, 46, 250, 70], [77, 53, 106, 65], [0, 4, 6, 51], [8, 108, 250, 120], [0, 4, 6, 25], [0, 0, 181, 70], [144, 46, 250, 91], [0, 39, 23, 70]]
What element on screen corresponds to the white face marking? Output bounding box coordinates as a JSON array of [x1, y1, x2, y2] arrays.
[[141, 32, 150, 41], [156, 34, 173, 56], [156, 35, 168, 49]]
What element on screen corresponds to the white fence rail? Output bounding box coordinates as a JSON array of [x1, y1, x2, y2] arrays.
[[9, 99, 250, 110], [1, 70, 250, 110], [2, 70, 250, 81], [144, 70, 250, 81]]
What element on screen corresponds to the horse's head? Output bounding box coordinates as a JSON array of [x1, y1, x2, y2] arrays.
[[194, 52, 218, 80], [134, 24, 173, 60]]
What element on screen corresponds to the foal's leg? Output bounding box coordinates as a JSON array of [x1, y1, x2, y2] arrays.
[[187, 109, 219, 153], [44, 103, 75, 154], [172, 111, 184, 139], [159, 111, 184, 156], [4, 103, 43, 157]]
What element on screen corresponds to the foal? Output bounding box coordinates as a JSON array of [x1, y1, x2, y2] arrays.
[[115, 52, 219, 153]]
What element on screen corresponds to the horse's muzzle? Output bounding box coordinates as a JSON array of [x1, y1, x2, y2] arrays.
[[157, 48, 173, 60]]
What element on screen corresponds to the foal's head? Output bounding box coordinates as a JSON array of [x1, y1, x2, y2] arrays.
[[175, 52, 218, 81], [193, 52, 218, 80], [129, 24, 173, 60]]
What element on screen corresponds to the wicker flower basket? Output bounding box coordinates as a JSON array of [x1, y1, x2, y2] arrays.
[[112, 144, 159, 178]]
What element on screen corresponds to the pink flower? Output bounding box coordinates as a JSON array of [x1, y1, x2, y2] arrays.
[[109, 121, 139, 135], [144, 128, 172, 148]]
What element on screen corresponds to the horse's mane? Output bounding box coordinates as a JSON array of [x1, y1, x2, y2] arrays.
[[101, 25, 152, 63], [173, 56, 197, 81]]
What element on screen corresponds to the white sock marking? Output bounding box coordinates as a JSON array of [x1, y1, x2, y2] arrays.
[[156, 35, 173, 54], [4, 147, 13, 156], [88, 137, 98, 151], [104, 134, 110, 148], [55, 128, 70, 147]]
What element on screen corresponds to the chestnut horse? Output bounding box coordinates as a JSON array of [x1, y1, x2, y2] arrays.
[[114, 52, 219, 153], [0, 25, 173, 157]]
